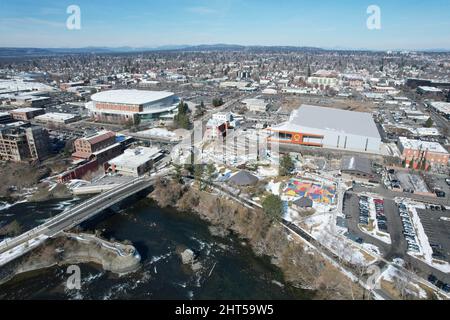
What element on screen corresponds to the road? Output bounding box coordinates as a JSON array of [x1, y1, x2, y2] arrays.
[[353, 183, 450, 206]]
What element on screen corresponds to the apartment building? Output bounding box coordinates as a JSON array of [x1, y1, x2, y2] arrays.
[[398, 137, 449, 169], [0, 124, 49, 162]]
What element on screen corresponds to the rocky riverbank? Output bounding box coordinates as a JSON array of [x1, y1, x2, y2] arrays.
[[0, 232, 141, 286], [149, 178, 365, 300]]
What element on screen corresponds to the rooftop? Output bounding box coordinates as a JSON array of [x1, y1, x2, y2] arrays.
[[399, 137, 448, 154], [34, 112, 78, 122], [272, 105, 381, 139], [418, 86, 443, 93], [228, 170, 259, 186], [341, 156, 373, 175], [430, 101, 450, 115], [91, 89, 174, 105], [109, 147, 161, 169], [84, 130, 116, 145], [10, 107, 44, 113]]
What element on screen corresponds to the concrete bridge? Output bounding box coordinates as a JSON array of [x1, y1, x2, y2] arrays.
[[0, 173, 163, 267]]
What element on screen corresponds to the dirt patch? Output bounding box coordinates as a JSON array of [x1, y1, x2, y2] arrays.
[[0, 162, 51, 200]]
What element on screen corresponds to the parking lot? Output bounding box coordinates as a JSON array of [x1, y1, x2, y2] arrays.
[[397, 203, 421, 254], [417, 207, 450, 263]]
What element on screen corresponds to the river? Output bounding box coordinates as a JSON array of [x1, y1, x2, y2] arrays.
[[0, 197, 313, 300]]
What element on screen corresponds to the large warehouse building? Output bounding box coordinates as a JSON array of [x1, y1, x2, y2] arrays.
[[268, 105, 381, 154], [87, 89, 180, 124]]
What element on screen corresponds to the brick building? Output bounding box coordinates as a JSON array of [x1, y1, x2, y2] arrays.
[[9, 107, 45, 121], [0, 124, 49, 162], [72, 131, 117, 160], [398, 137, 449, 170]]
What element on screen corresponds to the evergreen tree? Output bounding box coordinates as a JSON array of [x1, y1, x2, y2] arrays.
[[173, 163, 183, 183], [212, 98, 224, 107], [424, 117, 434, 128], [174, 101, 191, 129], [279, 154, 295, 176], [206, 163, 216, 184], [409, 158, 415, 169], [262, 194, 284, 221]]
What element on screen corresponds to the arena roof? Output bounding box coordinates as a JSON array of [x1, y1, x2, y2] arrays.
[[91, 90, 174, 105], [271, 105, 381, 139]]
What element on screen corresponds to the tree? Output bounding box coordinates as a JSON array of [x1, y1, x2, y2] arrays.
[[262, 194, 284, 221], [173, 163, 183, 183], [279, 154, 295, 176], [212, 97, 224, 108], [194, 164, 204, 181], [174, 101, 191, 129], [409, 158, 415, 169], [63, 139, 75, 156], [195, 101, 206, 118], [424, 117, 434, 128], [194, 164, 205, 190], [419, 158, 427, 171], [206, 162, 216, 185]]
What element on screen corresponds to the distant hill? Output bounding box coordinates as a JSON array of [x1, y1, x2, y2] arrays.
[[0, 44, 326, 57], [0, 44, 448, 58]]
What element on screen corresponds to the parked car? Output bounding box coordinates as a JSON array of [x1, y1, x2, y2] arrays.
[[435, 190, 446, 198], [428, 274, 437, 284]]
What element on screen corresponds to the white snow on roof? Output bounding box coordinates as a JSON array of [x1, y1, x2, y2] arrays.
[[0, 79, 55, 94], [399, 137, 448, 154], [35, 112, 78, 122], [109, 147, 161, 169], [10, 107, 44, 113], [272, 104, 381, 139], [430, 101, 450, 115], [91, 89, 174, 105]]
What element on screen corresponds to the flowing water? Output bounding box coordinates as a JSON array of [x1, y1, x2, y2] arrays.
[[0, 197, 313, 300]]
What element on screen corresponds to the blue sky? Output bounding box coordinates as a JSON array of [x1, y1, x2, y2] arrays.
[[1, 0, 450, 50]]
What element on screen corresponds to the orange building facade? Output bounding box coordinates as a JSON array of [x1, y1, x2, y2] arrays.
[[267, 128, 324, 147]]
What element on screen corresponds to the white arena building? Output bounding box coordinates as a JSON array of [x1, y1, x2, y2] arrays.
[[87, 89, 180, 124]]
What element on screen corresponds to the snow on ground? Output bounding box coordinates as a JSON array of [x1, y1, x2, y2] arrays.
[[0, 201, 13, 211], [380, 264, 428, 299], [257, 166, 278, 177], [362, 243, 381, 256], [0, 199, 28, 212], [303, 211, 374, 266], [406, 201, 450, 273], [266, 180, 281, 196], [66, 179, 90, 190], [359, 195, 392, 245], [139, 128, 176, 140]]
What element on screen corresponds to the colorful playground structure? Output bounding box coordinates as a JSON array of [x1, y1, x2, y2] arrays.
[[284, 178, 336, 204]]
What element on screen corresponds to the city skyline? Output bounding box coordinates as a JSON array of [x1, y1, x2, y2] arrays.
[[1, 0, 450, 50]]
